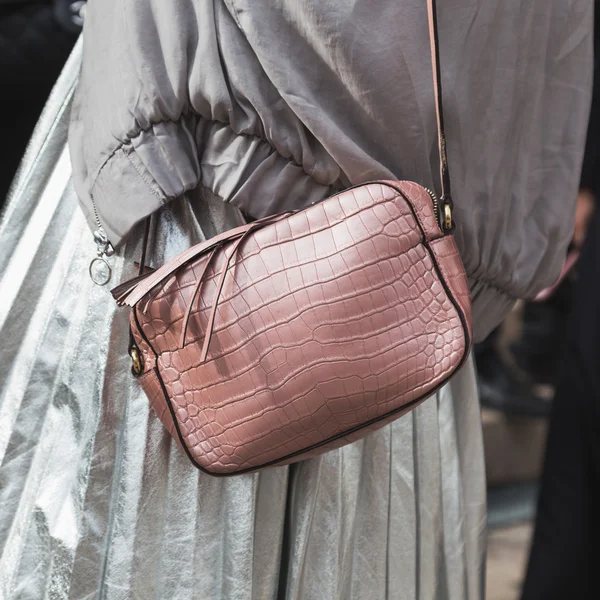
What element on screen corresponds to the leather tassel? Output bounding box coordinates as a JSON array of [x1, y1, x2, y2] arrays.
[[111, 268, 155, 305]]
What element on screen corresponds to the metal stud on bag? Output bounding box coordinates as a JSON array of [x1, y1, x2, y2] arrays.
[[130, 346, 143, 377]]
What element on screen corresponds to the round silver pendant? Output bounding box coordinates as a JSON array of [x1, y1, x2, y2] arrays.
[[89, 257, 112, 286]]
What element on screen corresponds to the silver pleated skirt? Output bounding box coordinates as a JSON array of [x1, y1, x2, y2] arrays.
[[0, 45, 486, 600]]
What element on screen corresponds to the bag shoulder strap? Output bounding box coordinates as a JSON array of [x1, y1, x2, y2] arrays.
[[427, 0, 453, 215]]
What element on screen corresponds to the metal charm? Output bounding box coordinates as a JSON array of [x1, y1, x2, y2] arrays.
[[89, 228, 115, 285], [89, 257, 112, 286]]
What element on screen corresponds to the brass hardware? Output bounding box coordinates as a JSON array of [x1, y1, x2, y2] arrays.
[[130, 346, 144, 377], [443, 203, 453, 232]]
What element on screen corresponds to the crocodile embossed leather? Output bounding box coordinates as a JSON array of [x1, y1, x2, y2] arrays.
[[115, 181, 472, 474], [111, 0, 472, 475]]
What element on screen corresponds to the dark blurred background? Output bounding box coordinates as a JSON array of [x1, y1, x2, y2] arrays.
[[0, 0, 82, 203]]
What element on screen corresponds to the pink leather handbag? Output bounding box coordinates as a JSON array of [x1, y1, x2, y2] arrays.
[[112, 0, 472, 475]]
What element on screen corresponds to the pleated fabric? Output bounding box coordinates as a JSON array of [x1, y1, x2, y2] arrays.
[[0, 45, 486, 600]]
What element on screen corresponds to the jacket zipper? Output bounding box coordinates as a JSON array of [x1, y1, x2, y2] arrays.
[[89, 200, 115, 285]]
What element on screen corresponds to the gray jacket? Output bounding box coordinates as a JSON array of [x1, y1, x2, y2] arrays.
[[69, 0, 593, 341]]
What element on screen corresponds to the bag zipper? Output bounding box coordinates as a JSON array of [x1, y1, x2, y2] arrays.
[[424, 187, 440, 222], [424, 187, 453, 232]]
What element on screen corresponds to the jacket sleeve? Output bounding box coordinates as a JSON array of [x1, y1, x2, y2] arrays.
[[69, 0, 234, 245], [69, 0, 339, 246]]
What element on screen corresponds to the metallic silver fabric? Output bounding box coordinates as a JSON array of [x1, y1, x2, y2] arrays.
[[0, 46, 486, 600]]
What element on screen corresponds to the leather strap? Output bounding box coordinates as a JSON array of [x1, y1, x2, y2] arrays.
[[427, 0, 452, 207], [138, 216, 152, 275], [137, 0, 451, 274]]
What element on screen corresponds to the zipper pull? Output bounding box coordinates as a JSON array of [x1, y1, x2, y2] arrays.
[[89, 228, 115, 286]]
